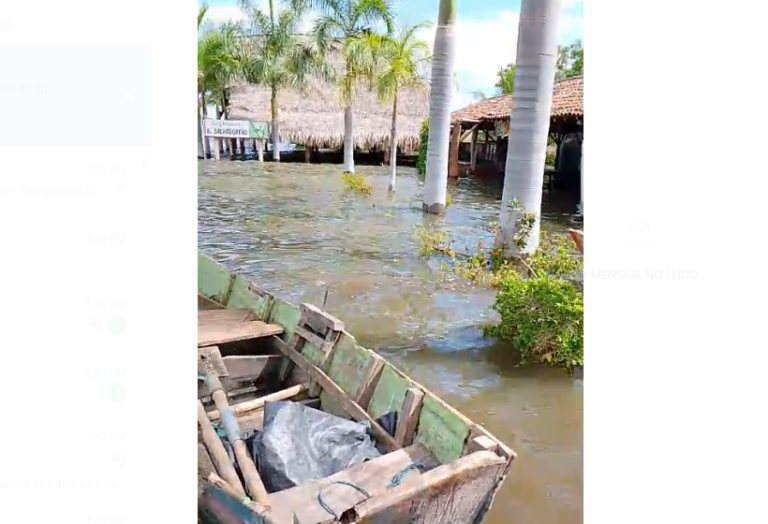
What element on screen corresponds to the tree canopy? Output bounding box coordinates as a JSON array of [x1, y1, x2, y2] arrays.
[[494, 63, 515, 95], [556, 39, 583, 80]]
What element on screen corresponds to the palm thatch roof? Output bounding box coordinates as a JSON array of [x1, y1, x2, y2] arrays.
[[451, 75, 583, 124], [228, 65, 430, 151]]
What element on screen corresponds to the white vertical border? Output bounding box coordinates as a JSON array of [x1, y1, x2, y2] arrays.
[[589, 1, 768, 523], [151, 1, 199, 523], [0, 1, 197, 523]]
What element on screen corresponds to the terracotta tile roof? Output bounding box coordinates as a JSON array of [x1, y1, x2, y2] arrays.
[[451, 75, 583, 123]]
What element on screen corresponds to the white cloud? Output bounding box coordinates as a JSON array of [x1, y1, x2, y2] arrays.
[[415, 11, 520, 99], [202, 3, 316, 33], [203, 6, 248, 27], [416, 4, 584, 107]]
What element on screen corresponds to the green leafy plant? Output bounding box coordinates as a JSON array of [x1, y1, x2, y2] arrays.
[[545, 149, 556, 166], [528, 231, 583, 277], [416, 119, 429, 176], [414, 226, 452, 256], [342, 172, 372, 195], [484, 273, 583, 368], [507, 198, 536, 252], [450, 202, 583, 369]]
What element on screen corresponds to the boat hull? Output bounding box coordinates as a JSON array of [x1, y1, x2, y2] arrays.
[[197, 252, 515, 524]]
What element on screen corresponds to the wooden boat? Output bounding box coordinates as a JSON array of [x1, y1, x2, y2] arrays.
[[197, 253, 516, 524]]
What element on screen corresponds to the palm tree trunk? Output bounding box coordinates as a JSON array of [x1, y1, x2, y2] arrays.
[[498, 0, 562, 255], [423, 0, 457, 214], [200, 92, 211, 159], [197, 94, 205, 159], [343, 105, 355, 173], [388, 94, 398, 192], [215, 103, 224, 158], [271, 86, 280, 162]]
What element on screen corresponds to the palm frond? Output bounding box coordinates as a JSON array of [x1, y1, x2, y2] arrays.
[[198, 3, 209, 31]]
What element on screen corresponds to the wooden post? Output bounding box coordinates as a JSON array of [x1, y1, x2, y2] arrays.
[[469, 127, 478, 173], [304, 145, 311, 163], [384, 146, 391, 166], [448, 123, 461, 178], [228, 139, 236, 161], [239, 139, 245, 160], [257, 140, 264, 162], [214, 139, 221, 161]]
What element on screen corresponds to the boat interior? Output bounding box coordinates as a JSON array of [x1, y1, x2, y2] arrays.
[[197, 263, 515, 524]]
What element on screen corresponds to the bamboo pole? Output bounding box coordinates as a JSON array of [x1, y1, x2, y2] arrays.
[[206, 384, 306, 421], [197, 400, 246, 500], [207, 473, 279, 524], [205, 373, 271, 508]]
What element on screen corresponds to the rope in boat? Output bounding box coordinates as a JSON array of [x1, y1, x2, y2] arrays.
[[316, 462, 428, 518], [317, 481, 372, 519], [389, 462, 427, 488]]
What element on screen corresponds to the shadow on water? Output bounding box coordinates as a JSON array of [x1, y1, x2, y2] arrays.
[[198, 161, 583, 524]]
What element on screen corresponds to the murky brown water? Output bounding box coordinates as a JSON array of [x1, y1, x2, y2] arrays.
[[198, 160, 583, 524]]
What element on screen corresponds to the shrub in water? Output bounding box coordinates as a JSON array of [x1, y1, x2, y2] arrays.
[[484, 272, 583, 368], [342, 172, 372, 195]]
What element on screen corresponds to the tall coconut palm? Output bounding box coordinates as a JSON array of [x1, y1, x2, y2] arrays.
[[198, 22, 243, 156], [198, 4, 210, 158], [354, 24, 431, 191], [422, 0, 457, 214], [297, 0, 395, 173], [239, 0, 332, 161], [498, 0, 562, 255]]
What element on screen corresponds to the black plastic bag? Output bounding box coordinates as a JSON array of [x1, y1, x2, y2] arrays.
[[252, 401, 383, 493]]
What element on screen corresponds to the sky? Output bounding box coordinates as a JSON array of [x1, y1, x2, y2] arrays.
[[199, 0, 584, 110]]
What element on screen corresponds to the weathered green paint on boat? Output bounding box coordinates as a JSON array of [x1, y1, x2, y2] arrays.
[[367, 364, 411, 421], [197, 252, 516, 524], [417, 394, 472, 465]]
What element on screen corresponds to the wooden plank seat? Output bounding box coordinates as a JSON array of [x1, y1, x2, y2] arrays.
[[198, 309, 283, 348], [268, 443, 438, 524]]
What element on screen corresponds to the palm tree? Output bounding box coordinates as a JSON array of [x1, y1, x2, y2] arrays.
[[498, 0, 562, 255], [422, 0, 457, 214], [198, 22, 243, 157], [356, 24, 431, 191], [198, 4, 210, 158], [298, 0, 396, 173], [239, 0, 332, 161], [495, 63, 516, 95]]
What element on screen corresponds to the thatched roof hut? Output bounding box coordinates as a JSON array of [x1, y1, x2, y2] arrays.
[[451, 75, 583, 125], [228, 67, 430, 152]]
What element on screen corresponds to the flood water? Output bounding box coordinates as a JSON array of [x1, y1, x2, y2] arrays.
[[198, 161, 583, 524]]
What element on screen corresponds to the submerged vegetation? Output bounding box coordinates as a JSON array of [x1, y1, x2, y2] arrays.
[[415, 226, 451, 256], [342, 172, 372, 195], [414, 206, 584, 370]]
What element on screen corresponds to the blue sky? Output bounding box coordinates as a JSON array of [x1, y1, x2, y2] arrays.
[[199, 0, 584, 109]]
